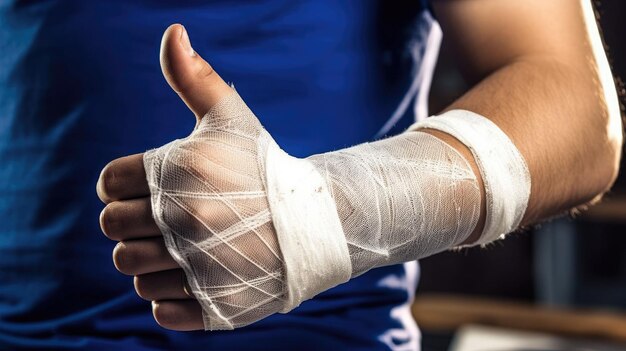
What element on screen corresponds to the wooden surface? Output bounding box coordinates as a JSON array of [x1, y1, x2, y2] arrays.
[[412, 294, 626, 343]]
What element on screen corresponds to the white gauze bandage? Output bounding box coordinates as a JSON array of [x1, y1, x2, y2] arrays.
[[144, 91, 528, 331], [409, 110, 531, 246], [144, 91, 350, 330]]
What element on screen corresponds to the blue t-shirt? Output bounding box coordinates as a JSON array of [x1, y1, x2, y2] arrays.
[[0, 1, 437, 350]]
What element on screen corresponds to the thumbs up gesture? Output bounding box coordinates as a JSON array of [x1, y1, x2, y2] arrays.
[[97, 24, 285, 331], [97, 21, 486, 333]]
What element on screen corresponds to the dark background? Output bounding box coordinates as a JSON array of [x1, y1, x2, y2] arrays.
[[419, 1, 626, 349]]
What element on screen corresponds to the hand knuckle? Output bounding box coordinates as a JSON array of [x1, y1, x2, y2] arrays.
[[133, 276, 152, 300], [196, 62, 215, 81], [100, 203, 121, 240], [112, 242, 135, 275], [153, 303, 179, 329], [98, 163, 117, 202]]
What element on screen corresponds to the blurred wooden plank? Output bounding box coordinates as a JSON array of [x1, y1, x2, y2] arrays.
[[412, 294, 626, 343], [451, 325, 626, 351]]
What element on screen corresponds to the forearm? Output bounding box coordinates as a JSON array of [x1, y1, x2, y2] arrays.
[[308, 130, 485, 275], [122, 8, 623, 329], [432, 0, 623, 227], [375, 48, 622, 246], [443, 55, 621, 225], [420, 129, 485, 245]]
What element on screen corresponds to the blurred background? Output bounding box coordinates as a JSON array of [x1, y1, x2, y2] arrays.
[[415, 1, 626, 350]]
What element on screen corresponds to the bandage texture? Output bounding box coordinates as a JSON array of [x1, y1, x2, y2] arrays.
[[144, 92, 284, 330], [410, 111, 531, 246], [144, 91, 482, 330], [309, 133, 481, 277]]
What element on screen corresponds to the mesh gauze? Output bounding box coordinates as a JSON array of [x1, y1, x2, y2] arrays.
[[143, 91, 481, 330], [308, 133, 481, 277], [409, 111, 531, 245]]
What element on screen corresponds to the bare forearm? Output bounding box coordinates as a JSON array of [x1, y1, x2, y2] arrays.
[[449, 56, 621, 225], [432, 0, 622, 227]]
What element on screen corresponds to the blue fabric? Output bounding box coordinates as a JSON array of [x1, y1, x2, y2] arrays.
[[0, 1, 429, 350]]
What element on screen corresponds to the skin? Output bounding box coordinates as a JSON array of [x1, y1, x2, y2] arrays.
[[97, 0, 622, 331]]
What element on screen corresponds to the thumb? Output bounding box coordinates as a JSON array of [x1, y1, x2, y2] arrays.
[[160, 24, 233, 119]]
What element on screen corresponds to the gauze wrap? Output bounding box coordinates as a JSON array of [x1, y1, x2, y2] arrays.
[[144, 91, 351, 330], [409, 110, 531, 246], [144, 91, 528, 330]]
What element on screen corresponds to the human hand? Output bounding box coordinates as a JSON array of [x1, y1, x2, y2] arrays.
[[97, 23, 284, 331], [96, 21, 486, 334]]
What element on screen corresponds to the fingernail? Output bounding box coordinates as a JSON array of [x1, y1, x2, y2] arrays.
[[180, 25, 196, 57]]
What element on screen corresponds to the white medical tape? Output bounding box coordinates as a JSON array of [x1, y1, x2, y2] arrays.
[[264, 134, 352, 312]]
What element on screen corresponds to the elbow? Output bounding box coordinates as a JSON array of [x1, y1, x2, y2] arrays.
[[597, 66, 623, 195], [584, 7, 624, 198], [572, 43, 624, 202], [588, 102, 623, 202], [600, 111, 622, 194], [567, 109, 622, 217]]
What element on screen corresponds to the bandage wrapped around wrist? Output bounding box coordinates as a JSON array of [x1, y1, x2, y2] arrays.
[[144, 91, 530, 330]]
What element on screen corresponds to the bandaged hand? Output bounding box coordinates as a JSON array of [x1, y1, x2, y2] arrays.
[[97, 24, 530, 331]]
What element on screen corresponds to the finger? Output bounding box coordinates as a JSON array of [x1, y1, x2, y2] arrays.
[[100, 197, 161, 241], [97, 153, 149, 203], [152, 299, 204, 331], [160, 24, 233, 119], [112, 237, 179, 275], [134, 269, 193, 301]]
